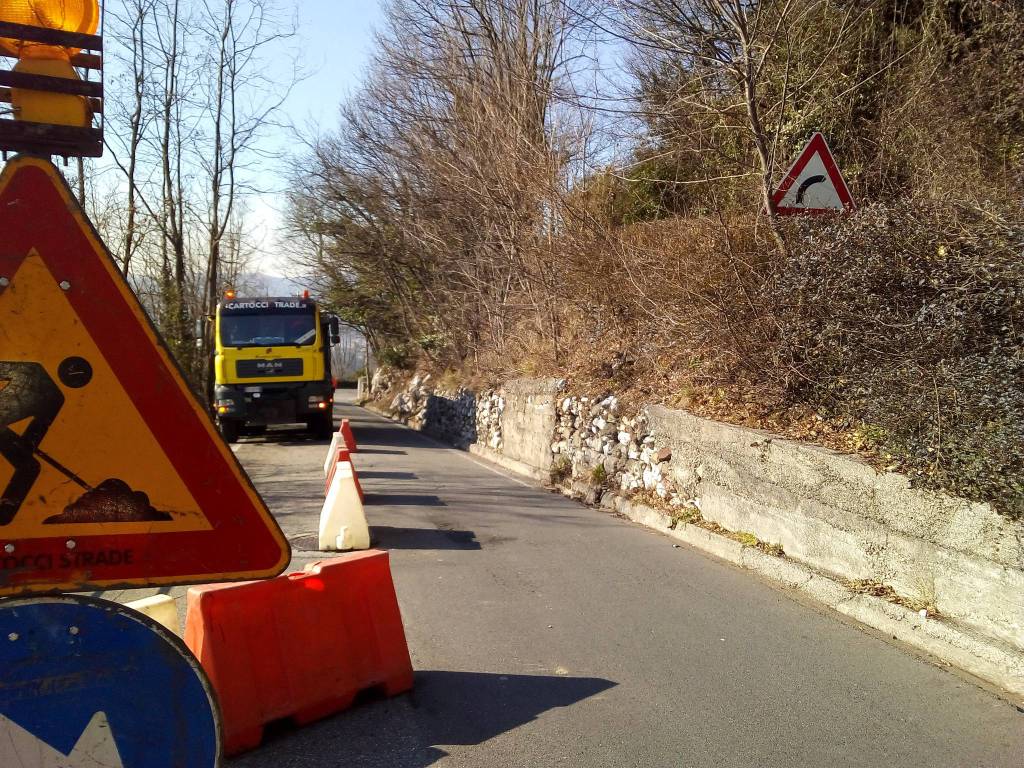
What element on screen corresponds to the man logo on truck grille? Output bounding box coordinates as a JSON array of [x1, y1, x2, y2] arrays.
[[237, 358, 303, 378]]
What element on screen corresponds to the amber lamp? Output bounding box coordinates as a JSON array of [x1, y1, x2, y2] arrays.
[[0, 0, 99, 126], [0, 0, 99, 59]]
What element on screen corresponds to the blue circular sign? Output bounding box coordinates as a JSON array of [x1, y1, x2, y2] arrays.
[[0, 595, 220, 767]]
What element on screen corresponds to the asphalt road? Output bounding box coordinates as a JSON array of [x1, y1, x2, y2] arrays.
[[109, 391, 1024, 766]]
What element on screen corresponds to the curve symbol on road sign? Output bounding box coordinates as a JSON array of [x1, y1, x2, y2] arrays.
[[772, 132, 855, 215]]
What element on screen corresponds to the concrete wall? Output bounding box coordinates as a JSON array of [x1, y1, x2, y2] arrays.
[[374, 372, 1024, 665], [647, 405, 1024, 653], [496, 378, 563, 473]]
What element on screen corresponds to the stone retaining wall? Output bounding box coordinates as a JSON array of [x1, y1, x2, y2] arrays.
[[369, 370, 1024, 671], [497, 379, 561, 472]]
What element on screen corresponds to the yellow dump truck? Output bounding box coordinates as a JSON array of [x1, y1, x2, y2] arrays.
[[213, 292, 340, 443]]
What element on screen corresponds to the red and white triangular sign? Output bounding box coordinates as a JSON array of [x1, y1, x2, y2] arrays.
[[772, 133, 855, 215], [0, 156, 290, 595]]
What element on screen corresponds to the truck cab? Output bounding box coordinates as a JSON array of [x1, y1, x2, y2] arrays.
[[213, 294, 340, 443]]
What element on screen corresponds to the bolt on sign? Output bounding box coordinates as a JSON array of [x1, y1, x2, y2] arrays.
[[0, 156, 290, 595]]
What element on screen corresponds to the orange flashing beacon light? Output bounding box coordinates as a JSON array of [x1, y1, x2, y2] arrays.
[[0, 1, 100, 60], [0, 0, 104, 155]]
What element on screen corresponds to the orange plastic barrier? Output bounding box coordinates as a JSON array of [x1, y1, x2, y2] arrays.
[[184, 552, 414, 756], [324, 447, 351, 493], [325, 449, 363, 501], [353, 465, 364, 501], [340, 418, 358, 452]]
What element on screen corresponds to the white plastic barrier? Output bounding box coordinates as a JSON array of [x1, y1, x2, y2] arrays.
[[323, 433, 343, 476], [319, 462, 370, 552], [125, 594, 181, 636]]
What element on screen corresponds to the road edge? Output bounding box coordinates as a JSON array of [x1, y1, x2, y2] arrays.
[[362, 400, 1024, 706], [610, 495, 1024, 705]]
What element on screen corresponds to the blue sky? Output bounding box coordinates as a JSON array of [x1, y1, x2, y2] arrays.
[[283, 0, 383, 127], [249, 0, 384, 275]]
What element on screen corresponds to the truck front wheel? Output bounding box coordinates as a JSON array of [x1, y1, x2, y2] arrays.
[[218, 418, 240, 444]]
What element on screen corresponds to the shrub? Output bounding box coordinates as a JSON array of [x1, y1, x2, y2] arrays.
[[765, 203, 1024, 516], [377, 344, 415, 370], [550, 457, 572, 485]]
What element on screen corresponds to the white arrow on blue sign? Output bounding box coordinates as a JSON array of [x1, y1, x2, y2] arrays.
[[0, 596, 220, 767]]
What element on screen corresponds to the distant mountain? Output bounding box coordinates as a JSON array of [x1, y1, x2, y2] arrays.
[[235, 272, 308, 297]]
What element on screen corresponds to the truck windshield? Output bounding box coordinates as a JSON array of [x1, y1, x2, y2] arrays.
[[220, 314, 317, 348]]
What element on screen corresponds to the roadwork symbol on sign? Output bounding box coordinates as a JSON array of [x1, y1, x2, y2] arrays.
[[0, 155, 290, 595], [772, 132, 855, 215], [0, 595, 219, 767]]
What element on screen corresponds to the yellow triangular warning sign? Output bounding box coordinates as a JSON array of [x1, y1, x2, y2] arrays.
[[0, 252, 209, 537], [0, 156, 290, 595]]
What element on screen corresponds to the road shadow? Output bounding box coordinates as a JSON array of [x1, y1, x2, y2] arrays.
[[233, 425, 333, 447], [360, 471, 419, 481], [230, 671, 615, 768], [371, 526, 481, 551], [358, 448, 408, 456], [364, 493, 446, 507], [352, 423, 444, 449]]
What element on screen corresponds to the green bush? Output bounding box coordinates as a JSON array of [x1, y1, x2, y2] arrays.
[[377, 344, 415, 370], [766, 203, 1024, 516]]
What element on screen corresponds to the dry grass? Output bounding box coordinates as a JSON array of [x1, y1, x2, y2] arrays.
[[440, 202, 1024, 517], [848, 579, 940, 617]]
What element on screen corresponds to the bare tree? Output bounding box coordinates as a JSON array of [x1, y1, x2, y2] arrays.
[[106, 0, 156, 274], [199, 0, 297, 397], [289, 0, 593, 367], [88, 0, 297, 393]]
